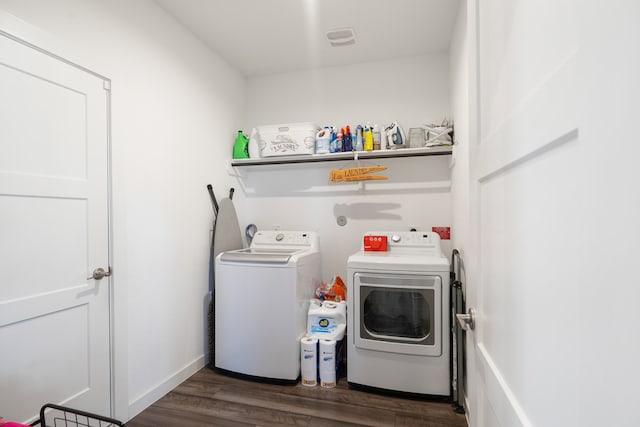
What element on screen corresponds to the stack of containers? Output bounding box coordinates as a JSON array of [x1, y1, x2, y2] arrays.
[[300, 299, 347, 388]]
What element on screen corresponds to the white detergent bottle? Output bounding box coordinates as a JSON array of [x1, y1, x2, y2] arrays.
[[307, 300, 347, 341], [373, 124, 381, 150], [355, 125, 363, 151], [248, 128, 261, 158], [315, 127, 331, 154]]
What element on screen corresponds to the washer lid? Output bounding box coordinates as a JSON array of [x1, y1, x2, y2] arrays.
[[219, 248, 303, 264]]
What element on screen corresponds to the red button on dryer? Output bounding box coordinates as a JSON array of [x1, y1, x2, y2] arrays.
[[364, 235, 388, 251]]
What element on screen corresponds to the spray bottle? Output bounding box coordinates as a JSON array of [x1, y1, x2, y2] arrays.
[[343, 125, 353, 151], [355, 125, 363, 151], [364, 122, 374, 151], [373, 124, 381, 151], [330, 126, 339, 153]]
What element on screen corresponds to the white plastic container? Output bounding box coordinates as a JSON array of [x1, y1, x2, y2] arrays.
[[315, 127, 332, 154], [307, 299, 347, 341], [248, 127, 261, 158], [256, 122, 319, 157]]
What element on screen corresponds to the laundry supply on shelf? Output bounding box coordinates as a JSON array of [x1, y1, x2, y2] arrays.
[[336, 130, 344, 152], [329, 125, 339, 153], [232, 130, 250, 159], [315, 126, 332, 154], [255, 122, 319, 157], [424, 118, 454, 147], [372, 124, 381, 150], [248, 128, 261, 158], [343, 125, 353, 151], [355, 124, 363, 151], [385, 120, 406, 149], [363, 122, 373, 151], [248, 119, 445, 160]]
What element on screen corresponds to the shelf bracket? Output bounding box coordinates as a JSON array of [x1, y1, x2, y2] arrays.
[[226, 160, 244, 178]]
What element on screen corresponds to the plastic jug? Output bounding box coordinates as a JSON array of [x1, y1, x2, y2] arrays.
[[248, 128, 261, 158], [373, 124, 381, 150], [316, 127, 331, 154], [232, 130, 249, 159], [307, 299, 347, 341]]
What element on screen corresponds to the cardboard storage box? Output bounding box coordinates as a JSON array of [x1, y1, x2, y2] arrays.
[[257, 122, 319, 157]]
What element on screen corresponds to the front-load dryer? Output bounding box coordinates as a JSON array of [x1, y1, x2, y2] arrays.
[[215, 231, 321, 382], [347, 231, 450, 396]]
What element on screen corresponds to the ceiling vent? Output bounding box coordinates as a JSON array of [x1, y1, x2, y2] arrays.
[[326, 28, 356, 47]]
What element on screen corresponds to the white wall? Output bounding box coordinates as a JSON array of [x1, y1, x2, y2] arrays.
[[239, 55, 453, 281], [245, 54, 450, 132], [0, 0, 245, 420], [577, 2, 640, 424]]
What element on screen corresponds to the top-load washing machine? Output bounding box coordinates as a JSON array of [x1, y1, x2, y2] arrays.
[[347, 231, 450, 396], [215, 230, 321, 382]]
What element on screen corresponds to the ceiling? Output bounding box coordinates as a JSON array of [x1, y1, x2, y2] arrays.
[[155, 0, 461, 77]]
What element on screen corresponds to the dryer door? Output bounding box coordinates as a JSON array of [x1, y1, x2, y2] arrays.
[[353, 272, 442, 356]]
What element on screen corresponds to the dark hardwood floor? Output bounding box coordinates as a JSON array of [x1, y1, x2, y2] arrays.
[[128, 367, 467, 427]]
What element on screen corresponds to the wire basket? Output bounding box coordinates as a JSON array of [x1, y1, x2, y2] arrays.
[[31, 404, 125, 427]]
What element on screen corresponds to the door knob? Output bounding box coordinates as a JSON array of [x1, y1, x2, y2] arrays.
[[88, 267, 111, 280], [456, 308, 476, 331]]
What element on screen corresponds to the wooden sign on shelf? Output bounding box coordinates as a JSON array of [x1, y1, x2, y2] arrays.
[[329, 166, 388, 183]]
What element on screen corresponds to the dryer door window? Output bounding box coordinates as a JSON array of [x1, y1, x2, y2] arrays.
[[362, 287, 434, 344], [354, 273, 442, 356]]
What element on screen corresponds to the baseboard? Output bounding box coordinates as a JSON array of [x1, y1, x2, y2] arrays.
[[476, 344, 532, 427], [464, 395, 471, 426], [127, 354, 206, 421]]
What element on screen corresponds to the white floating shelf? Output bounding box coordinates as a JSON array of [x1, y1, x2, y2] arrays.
[[229, 146, 453, 167]]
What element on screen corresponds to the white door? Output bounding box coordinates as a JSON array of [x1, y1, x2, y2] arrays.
[[0, 30, 111, 423], [467, 1, 640, 426]]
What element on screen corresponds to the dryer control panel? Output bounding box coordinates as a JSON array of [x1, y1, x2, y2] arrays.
[[363, 231, 441, 254]]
